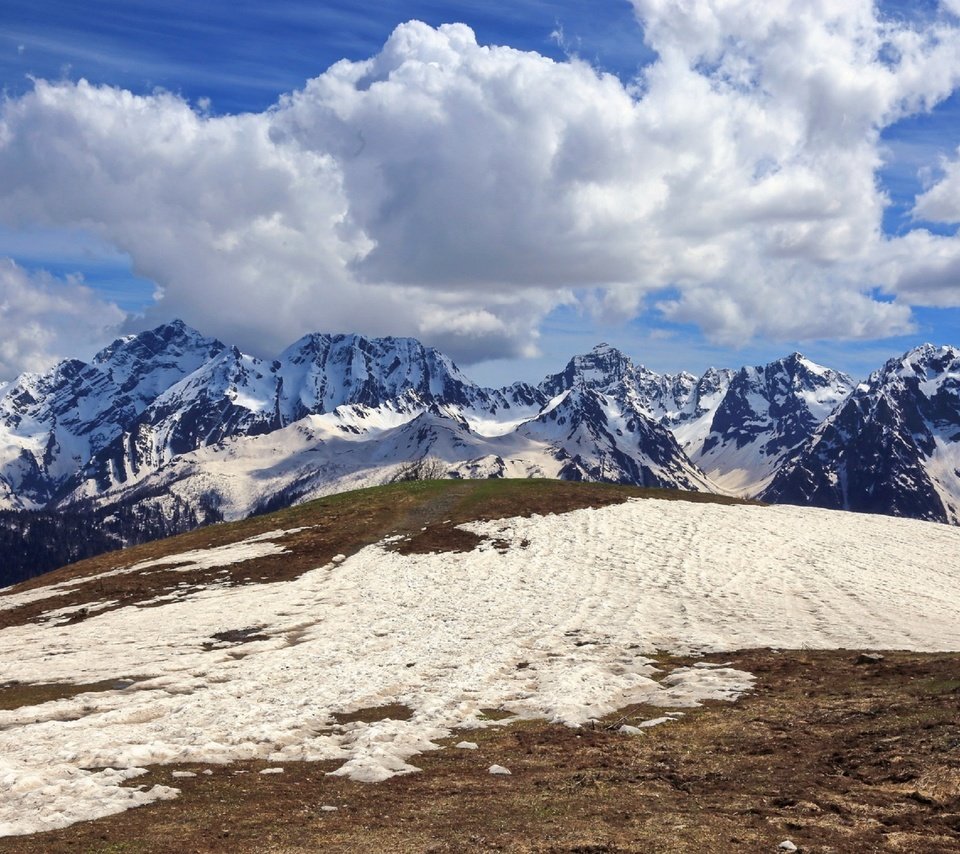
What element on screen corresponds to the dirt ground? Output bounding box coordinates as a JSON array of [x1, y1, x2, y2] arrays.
[[2, 648, 958, 854]]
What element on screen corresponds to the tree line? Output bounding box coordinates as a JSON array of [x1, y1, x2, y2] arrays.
[[0, 492, 223, 588]]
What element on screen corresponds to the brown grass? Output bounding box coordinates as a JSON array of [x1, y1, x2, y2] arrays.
[[0, 678, 141, 711], [2, 649, 959, 853], [331, 704, 415, 725], [10, 482, 952, 851]]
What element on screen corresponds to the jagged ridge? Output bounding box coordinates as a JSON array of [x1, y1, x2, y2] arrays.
[[0, 323, 957, 544]]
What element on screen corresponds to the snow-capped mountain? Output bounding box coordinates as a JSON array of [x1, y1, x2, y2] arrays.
[[73, 386, 709, 522], [1, 321, 958, 538], [0, 321, 224, 509], [517, 386, 711, 491], [533, 344, 853, 496], [60, 333, 545, 499], [538, 343, 699, 418], [539, 343, 640, 398], [0, 324, 707, 520], [764, 345, 960, 523], [676, 354, 855, 495]]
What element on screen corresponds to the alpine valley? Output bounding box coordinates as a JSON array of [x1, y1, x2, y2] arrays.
[[2, 320, 958, 585]]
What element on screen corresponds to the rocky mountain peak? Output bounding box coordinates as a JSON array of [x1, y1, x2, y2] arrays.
[[882, 343, 959, 384], [763, 343, 960, 523], [93, 320, 224, 368], [539, 344, 636, 398], [275, 331, 482, 419], [1, 326, 958, 532]]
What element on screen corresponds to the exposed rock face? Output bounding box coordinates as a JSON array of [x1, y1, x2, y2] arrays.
[[681, 353, 854, 495], [536, 345, 854, 497], [1, 325, 957, 536], [517, 386, 712, 491], [0, 320, 225, 508], [763, 345, 960, 524]]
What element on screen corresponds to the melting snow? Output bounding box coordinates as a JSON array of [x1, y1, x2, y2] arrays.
[[127, 530, 297, 573], [0, 530, 296, 614], [1, 498, 959, 835]]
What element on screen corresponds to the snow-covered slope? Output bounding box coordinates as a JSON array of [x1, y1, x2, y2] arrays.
[[18, 330, 709, 516], [534, 345, 854, 497], [2, 494, 959, 834], [764, 344, 960, 523], [678, 354, 854, 495], [63, 330, 548, 499], [1, 322, 958, 529], [538, 343, 700, 420], [79, 388, 709, 521], [517, 386, 711, 491], [0, 321, 224, 509]]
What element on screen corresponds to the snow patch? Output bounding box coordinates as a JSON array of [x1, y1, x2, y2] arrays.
[[1, 499, 959, 834]]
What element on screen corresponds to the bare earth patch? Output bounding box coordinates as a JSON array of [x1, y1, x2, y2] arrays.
[[3, 649, 959, 853], [0, 678, 141, 712], [3, 483, 955, 850], [331, 704, 415, 725]]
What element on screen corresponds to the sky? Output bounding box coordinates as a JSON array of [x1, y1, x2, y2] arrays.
[[1, 1, 959, 385]]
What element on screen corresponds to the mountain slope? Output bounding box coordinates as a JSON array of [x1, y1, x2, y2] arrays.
[[763, 344, 960, 522], [1, 480, 959, 843], [534, 344, 854, 497], [62, 331, 550, 500], [2, 322, 959, 589], [517, 386, 711, 490], [678, 354, 854, 495], [74, 387, 710, 522], [0, 321, 224, 509]]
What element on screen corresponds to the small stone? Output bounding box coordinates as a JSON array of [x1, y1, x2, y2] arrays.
[[331, 554, 346, 564], [855, 652, 884, 665], [778, 842, 798, 852], [320, 805, 338, 812], [202, 769, 213, 775], [488, 764, 511, 775], [455, 741, 479, 750], [638, 716, 673, 728], [619, 724, 644, 736]]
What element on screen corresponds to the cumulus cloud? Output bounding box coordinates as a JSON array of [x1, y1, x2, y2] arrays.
[[912, 147, 960, 223], [872, 229, 960, 307], [658, 282, 915, 346], [0, 259, 125, 378], [1, 5, 959, 367]]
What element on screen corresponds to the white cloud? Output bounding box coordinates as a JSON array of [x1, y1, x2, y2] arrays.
[[912, 147, 960, 223], [658, 281, 915, 346], [0, 259, 125, 378], [0, 8, 959, 367], [872, 229, 960, 307]]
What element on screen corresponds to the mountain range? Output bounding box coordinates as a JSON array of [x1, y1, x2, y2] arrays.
[[1, 320, 958, 583]]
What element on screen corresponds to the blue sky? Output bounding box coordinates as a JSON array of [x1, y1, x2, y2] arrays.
[[1, 0, 959, 383], [0, 1, 652, 112]]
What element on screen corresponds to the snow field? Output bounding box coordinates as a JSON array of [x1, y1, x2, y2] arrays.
[[1, 498, 959, 835]]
